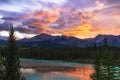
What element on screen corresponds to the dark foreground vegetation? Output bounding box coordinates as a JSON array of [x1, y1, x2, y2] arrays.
[[16, 46, 120, 63]]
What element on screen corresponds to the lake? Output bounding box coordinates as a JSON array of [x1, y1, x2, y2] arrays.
[[21, 59, 94, 80]]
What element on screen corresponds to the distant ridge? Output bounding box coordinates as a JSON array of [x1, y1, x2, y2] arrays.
[[17, 34, 120, 48], [0, 34, 120, 48]]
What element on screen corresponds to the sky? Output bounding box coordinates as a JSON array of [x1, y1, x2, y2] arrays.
[[0, 0, 120, 39]]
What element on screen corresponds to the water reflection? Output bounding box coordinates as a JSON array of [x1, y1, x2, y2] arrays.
[[21, 68, 36, 76], [22, 65, 94, 80], [64, 66, 94, 80]]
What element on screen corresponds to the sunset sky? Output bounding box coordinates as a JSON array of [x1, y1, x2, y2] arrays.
[[0, 0, 120, 39]]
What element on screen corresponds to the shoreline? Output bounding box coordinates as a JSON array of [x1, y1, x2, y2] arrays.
[[20, 59, 93, 72], [21, 59, 76, 72]]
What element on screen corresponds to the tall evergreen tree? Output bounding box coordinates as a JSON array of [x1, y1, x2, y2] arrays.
[[91, 42, 103, 80], [103, 37, 113, 80], [4, 26, 25, 80]]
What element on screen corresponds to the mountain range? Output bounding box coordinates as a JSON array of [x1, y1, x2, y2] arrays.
[[0, 34, 120, 48]]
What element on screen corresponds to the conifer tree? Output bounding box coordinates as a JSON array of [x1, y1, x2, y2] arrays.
[[4, 26, 25, 80], [103, 37, 113, 80], [91, 42, 103, 80]]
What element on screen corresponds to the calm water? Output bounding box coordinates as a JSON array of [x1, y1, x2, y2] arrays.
[[21, 59, 94, 80]]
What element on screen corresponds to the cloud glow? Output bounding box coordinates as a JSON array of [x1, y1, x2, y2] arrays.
[[0, 0, 119, 39]]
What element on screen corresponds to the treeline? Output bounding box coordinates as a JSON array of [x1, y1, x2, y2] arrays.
[[19, 48, 95, 60], [17, 47, 120, 62]]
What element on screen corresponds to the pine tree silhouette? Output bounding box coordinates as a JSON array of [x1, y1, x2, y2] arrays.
[[4, 26, 25, 80]]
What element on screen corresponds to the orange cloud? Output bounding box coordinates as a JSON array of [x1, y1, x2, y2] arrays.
[[62, 22, 104, 39], [26, 6, 104, 39], [61, 5, 104, 39], [23, 6, 61, 34], [20, 1, 107, 39], [63, 23, 92, 36]]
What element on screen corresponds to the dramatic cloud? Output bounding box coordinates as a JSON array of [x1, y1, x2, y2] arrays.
[[0, 0, 119, 39]]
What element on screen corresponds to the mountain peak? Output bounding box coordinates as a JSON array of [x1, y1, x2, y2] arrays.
[[2, 34, 120, 48]]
